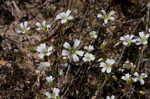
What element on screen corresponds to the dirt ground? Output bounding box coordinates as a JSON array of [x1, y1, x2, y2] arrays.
[[0, 0, 150, 99]]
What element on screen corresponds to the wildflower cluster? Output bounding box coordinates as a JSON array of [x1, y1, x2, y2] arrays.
[[120, 31, 149, 47], [45, 75, 60, 99], [13, 8, 150, 99]]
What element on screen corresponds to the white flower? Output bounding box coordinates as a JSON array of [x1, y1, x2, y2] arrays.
[[35, 20, 51, 31], [89, 31, 97, 39], [97, 10, 115, 24], [83, 53, 95, 62], [100, 59, 115, 73], [56, 9, 73, 24], [46, 75, 54, 83], [135, 31, 149, 45], [133, 72, 148, 85], [148, 28, 150, 33], [120, 34, 136, 46], [121, 73, 131, 81], [37, 62, 50, 71], [123, 60, 134, 69], [62, 39, 84, 62], [84, 45, 94, 52], [106, 95, 115, 99], [36, 43, 53, 59], [16, 21, 30, 34], [45, 91, 52, 99], [53, 88, 60, 97]]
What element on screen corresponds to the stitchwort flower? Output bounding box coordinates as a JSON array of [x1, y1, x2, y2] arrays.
[[120, 34, 136, 46], [36, 43, 53, 59], [45, 91, 52, 99], [135, 31, 149, 45], [62, 39, 84, 62], [121, 73, 132, 84], [53, 88, 60, 99], [89, 31, 97, 39], [16, 21, 30, 34], [83, 53, 95, 62], [97, 10, 115, 24], [100, 59, 115, 73], [133, 72, 148, 85], [46, 75, 54, 83], [84, 45, 94, 52], [35, 20, 51, 32], [106, 95, 115, 99], [123, 60, 135, 70], [56, 9, 73, 24]]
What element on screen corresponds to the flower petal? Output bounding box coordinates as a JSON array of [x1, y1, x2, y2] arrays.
[[63, 42, 71, 49], [75, 50, 84, 56], [42, 20, 46, 26], [72, 54, 79, 62], [62, 50, 69, 56], [73, 39, 80, 48], [66, 10, 71, 16], [36, 22, 41, 27]]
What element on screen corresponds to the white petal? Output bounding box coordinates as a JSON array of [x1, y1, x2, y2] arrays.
[[47, 24, 51, 29], [106, 68, 111, 73], [101, 10, 106, 15], [140, 79, 145, 85], [139, 32, 144, 38], [68, 16, 73, 20], [97, 14, 102, 18], [73, 39, 80, 48], [132, 78, 138, 82], [121, 76, 125, 80], [36, 22, 41, 27], [26, 27, 30, 31], [72, 54, 79, 62], [62, 50, 69, 56], [123, 42, 128, 46], [100, 62, 106, 67], [38, 53, 44, 59], [36, 27, 42, 31], [16, 30, 22, 33], [45, 92, 51, 98], [42, 20, 46, 26], [111, 95, 115, 99], [101, 67, 106, 72], [148, 29, 150, 32], [141, 73, 148, 78], [146, 34, 150, 38], [63, 42, 71, 49], [20, 23, 24, 29], [106, 96, 110, 99], [143, 41, 148, 45], [61, 19, 67, 24], [75, 50, 84, 56], [134, 72, 139, 77], [120, 37, 125, 41], [83, 57, 87, 62], [109, 10, 115, 16], [106, 59, 115, 65], [110, 17, 115, 21], [66, 10, 71, 16], [24, 21, 28, 28], [56, 14, 62, 20], [104, 19, 108, 24]]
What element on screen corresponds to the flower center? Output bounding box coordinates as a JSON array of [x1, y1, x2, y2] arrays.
[[69, 48, 76, 55], [43, 49, 48, 55], [106, 64, 111, 69]]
